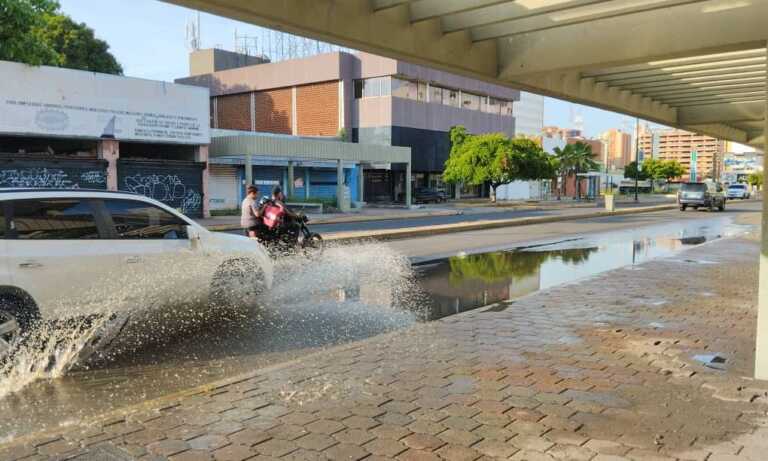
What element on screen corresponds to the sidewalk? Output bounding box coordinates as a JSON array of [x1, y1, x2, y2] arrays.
[[6, 214, 767, 460]]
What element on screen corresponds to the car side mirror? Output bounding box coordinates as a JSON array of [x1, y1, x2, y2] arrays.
[[187, 225, 202, 248]]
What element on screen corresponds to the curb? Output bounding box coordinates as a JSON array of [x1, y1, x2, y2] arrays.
[[203, 209, 463, 232], [323, 204, 678, 243]]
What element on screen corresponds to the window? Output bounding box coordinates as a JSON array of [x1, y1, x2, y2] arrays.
[[485, 97, 501, 114], [11, 199, 100, 240], [445, 89, 460, 107], [430, 85, 443, 104], [417, 82, 427, 102], [354, 77, 391, 98], [104, 199, 188, 240], [500, 100, 514, 116], [461, 92, 481, 111], [391, 78, 418, 100]]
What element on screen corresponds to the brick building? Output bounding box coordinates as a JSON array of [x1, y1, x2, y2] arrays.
[[177, 49, 519, 202], [599, 129, 632, 169]]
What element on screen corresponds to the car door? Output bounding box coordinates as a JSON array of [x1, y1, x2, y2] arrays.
[[0, 202, 10, 288], [98, 198, 210, 312], [5, 197, 116, 320]]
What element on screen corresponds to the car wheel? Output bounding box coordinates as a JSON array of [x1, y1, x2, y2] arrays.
[[0, 296, 39, 360], [679, 204, 686, 211], [719, 201, 725, 211]]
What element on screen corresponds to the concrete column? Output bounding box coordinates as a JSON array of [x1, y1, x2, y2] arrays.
[[305, 169, 310, 199], [97, 139, 119, 191], [245, 154, 253, 190], [405, 162, 412, 207], [754, 43, 768, 379], [195, 145, 211, 218], [455, 182, 462, 200], [357, 164, 365, 203], [287, 161, 295, 198], [336, 159, 344, 207], [291, 87, 298, 136]]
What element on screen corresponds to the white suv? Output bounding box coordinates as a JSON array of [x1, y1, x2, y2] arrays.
[[0, 189, 273, 356]]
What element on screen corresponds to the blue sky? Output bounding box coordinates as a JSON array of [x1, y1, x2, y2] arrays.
[[59, 0, 632, 138]]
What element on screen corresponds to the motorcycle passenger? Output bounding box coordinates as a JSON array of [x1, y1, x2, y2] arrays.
[[261, 186, 302, 240], [240, 185, 262, 238]]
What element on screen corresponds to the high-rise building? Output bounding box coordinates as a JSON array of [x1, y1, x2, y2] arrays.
[[513, 92, 544, 137], [638, 128, 725, 181], [599, 129, 632, 169]]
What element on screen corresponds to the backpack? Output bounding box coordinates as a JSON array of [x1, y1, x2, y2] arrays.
[[262, 204, 286, 229]]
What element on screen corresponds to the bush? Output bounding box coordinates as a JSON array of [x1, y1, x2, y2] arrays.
[[210, 208, 239, 217], [286, 196, 337, 210]]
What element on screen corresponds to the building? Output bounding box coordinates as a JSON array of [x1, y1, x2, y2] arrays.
[[638, 128, 726, 181], [722, 142, 763, 184], [0, 60, 211, 217], [599, 129, 632, 169], [566, 137, 605, 163], [513, 92, 544, 137], [177, 49, 519, 202]]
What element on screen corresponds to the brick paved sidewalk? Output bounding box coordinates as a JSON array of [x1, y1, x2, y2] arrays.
[[5, 234, 768, 461]]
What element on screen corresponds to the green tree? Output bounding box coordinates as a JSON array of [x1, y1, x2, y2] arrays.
[[748, 171, 763, 189], [443, 126, 553, 202], [0, 0, 59, 65], [39, 14, 123, 74], [553, 142, 598, 200], [656, 160, 685, 191], [640, 158, 663, 192], [624, 161, 649, 181], [0, 0, 122, 74]]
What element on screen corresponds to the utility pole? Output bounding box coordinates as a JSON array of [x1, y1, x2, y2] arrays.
[[634, 117, 640, 202]]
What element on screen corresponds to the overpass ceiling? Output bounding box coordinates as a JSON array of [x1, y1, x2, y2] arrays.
[[164, 0, 766, 147]]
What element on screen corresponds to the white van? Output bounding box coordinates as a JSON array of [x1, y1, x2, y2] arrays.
[[0, 189, 273, 356]]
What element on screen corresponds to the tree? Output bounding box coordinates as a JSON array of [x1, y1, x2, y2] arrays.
[[624, 161, 649, 181], [639, 158, 663, 192], [0, 0, 122, 74], [656, 160, 685, 191], [39, 14, 123, 74], [0, 0, 59, 65], [748, 172, 763, 189], [553, 142, 598, 200], [443, 126, 553, 202]]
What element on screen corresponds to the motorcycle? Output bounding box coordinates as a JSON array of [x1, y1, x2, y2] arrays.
[[256, 209, 323, 256]]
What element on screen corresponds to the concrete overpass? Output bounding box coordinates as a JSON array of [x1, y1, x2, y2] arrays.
[[162, 0, 768, 372]]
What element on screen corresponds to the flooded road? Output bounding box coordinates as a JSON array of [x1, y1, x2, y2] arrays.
[[0, 215, 749, 441]]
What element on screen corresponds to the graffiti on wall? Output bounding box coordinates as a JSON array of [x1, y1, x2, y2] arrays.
[[123, 173, 202, 215], [0, 167, 107, 189]]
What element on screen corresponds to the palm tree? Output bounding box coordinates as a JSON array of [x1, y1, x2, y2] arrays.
[[569, 142, 599, 199], [552, 145, 574, 199]]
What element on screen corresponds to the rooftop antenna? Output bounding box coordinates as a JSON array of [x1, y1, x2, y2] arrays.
[[186, 11, 201, 51]]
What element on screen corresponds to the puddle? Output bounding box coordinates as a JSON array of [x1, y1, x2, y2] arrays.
[[693, 353, 728, 370], [413, 218, 746, 320]]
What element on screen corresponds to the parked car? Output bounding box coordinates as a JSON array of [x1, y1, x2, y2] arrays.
[[726, 183, 750, 199], [677, 182, 726, 211], [0, 189, 273, 359], [414, 188, 447, 204]]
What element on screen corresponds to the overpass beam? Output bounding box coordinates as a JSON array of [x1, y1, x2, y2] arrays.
[[755, 43, 768, 380]]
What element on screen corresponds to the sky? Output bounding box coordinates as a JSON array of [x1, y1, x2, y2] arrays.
[[59, 0, 651, 138]]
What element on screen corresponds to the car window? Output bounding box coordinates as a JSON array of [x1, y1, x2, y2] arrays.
[[11, 199, 100, 240], [681, 183, 706, 192], [103, 199, 188, 240], [729, 184, 745, 189]]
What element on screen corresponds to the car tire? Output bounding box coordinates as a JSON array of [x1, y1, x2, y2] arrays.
[[719, 201, 725, 211], [680, 205, 686, 211], [0, 295, 39, 360]]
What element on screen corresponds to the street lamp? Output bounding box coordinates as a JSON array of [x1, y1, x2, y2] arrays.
[[634, 117, 640, 202]]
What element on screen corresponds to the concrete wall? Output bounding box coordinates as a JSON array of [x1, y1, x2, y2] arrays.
[[189, 49, 269, 77]]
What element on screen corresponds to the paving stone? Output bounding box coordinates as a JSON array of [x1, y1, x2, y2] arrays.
[[372, 424, 413, 440], [266, 424, 308, 441], [364, 438, 408, 457], [213, 444, 256, 461], [584, 439, 631, 456], [322, 443, 369, 460], [332, 429, 376, 446], [280, 412, 319, 426], [546, 443, 596, 460], [437, 429, 481, 447], [543, 430, 589, 446], [171, 449, 215, 461], [511, 435, 555, 452], [408, 420, 448, 436], [254, 438, 299, 457], [508, 450, 556, 461], [397, 448, 443, 461], [506, 421, 549, 436], [402, 433, 446, 451], [188, 434, 229, 451], [295, 433, 337, 451], [147, 439, 191, 457], [625, 449, 675, 461], [343, 415, 380, 430], [435, 444, 482, 461], [378, 412, 416, 426], [473, 439, 519, 458], [228, 428, 272, 447], [442, 416, 481, 432], [305, 419, 346, 435]]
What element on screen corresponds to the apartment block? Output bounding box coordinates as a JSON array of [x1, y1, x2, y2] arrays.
[[639, 128, 725, 181]]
